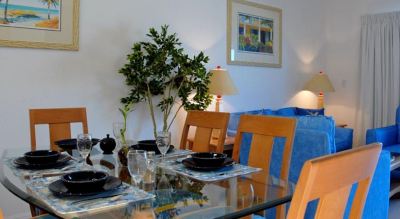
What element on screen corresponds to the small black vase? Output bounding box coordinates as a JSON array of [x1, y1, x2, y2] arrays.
[[100, 134, 116, 154]]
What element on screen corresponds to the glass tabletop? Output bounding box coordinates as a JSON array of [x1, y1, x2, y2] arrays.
[[0, 148, 294, 219]]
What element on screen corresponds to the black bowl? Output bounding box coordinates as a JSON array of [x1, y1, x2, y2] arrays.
[[24, 150, 60, 164], [62, 171, 109, 192], [191, 152, 228, 167], [54, 138, 100, 155], [134, 140, 174, 155]]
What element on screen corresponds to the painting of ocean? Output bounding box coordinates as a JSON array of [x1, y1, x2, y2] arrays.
[[0, 0, 61, 31]]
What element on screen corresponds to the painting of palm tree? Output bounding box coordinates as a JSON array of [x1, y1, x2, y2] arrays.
[[0, 0, 10, 23], [0, 0, 61, 30], [40, 0, 59, 20]]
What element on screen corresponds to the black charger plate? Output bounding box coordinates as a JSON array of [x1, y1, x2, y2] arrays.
[[131, 144, 175, 155], [182, 158, 234, 171], [49, 176, 122, 197], [13, 154, 71, 170], [54, 138, 100, 151]]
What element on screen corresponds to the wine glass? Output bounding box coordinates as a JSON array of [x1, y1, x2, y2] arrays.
[[128, 150, 147, 187], [156, 131, 171, 160], [77, 133, 92, 167], [145, 151, 156, 184]]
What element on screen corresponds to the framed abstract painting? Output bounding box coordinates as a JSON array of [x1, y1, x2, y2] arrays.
[[227, 0, 282, 67], [0, 0, 79, 50]]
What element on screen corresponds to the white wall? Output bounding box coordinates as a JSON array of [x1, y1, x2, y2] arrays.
[[323, 0, 400, 143], [0, 0, 326, 217]]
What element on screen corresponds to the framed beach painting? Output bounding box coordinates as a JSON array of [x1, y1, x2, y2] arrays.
[[227, 0, 282, 68], [0, 0, 79, 50]]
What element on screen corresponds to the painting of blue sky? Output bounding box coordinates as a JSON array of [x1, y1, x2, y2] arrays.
[[0, 0, 61, 31]]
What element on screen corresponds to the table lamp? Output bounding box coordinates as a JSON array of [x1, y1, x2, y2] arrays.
[[304, 71, 335, 109], [208, 66, 238, 112]]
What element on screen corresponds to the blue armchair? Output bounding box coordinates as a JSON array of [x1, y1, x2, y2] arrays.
[[366, 106, 400, 153], [229, 107, 389, 219]]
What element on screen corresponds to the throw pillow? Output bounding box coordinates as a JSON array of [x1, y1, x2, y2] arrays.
[[296, 107, 325, 116]]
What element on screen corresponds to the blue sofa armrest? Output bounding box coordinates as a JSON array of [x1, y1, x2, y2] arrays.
[[366, 125, 398, 146], [288, 129, 332, 183], [335, 127, 353, 152]]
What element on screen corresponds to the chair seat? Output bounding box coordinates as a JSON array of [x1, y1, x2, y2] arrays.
[[383, 144, 400, 154]]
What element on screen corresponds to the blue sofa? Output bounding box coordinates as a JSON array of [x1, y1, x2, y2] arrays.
[[228, 107, 390, 219]]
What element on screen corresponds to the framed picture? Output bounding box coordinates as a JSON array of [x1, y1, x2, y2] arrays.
[[0, 0, 79, 50], [227, 0, 282, 67]]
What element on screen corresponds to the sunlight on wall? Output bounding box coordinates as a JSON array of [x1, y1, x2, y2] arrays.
[[178, 30, 224, 52], [289, 90, 318, 109]]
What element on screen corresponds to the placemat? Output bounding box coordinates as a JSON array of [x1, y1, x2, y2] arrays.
[[159, 160, 261, 182], [4, 153, 81, 178], [26, 176, 155, 217]]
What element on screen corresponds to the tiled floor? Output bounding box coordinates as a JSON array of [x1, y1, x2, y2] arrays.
[[389, 199, 400, 219]]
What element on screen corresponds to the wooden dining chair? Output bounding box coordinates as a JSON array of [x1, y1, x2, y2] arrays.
[[29, 107, 88, 151], [287, 143, 382, 219], [0, 208, 3, 219], [232, 114, 296, 219], [179, 110, 230, 153]]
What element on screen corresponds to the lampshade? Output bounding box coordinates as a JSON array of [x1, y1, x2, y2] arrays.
[[208, 67, 238, 96], [304, 71, 335, 93]]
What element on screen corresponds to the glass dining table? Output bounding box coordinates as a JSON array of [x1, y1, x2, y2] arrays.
[[0, 147, 294, 219]]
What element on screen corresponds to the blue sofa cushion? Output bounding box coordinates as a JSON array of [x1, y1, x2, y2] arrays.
[[296, 107, 325, 116], [227, 110, 263, 136], [275, 107, 297, 116], [296, 116, 336, 153], [335, 127, 353, 152], [396, 107, 400, 143]]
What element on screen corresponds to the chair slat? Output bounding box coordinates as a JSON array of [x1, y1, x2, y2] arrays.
[[180, 110, 230, 153]]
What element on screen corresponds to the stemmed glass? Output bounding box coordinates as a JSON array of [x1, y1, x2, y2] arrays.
[[156, 131, 171, 161], [128, 150, 147, 187], [77, 133, 92, 169]]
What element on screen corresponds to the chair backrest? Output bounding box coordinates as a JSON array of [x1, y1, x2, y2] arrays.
[[179, 110, 230, 153], [287, 143, 382, 219], [0, 208, 3, 219], [29, 107, 88, 151], [232, 115, 296, 178]]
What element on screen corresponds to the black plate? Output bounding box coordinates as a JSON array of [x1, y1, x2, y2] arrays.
[[131, 144, 174, 155], [49, 176, 122, 197], [24, 150, 60, 165], [13, 154, 71, 170], [182, 158, 234, 171], [191, 152, 228, 167], [54, 138, 100, 150]]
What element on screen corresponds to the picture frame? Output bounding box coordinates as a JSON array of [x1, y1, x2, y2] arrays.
[[227, 0, 282, 67], [0, 0, 79, 51]]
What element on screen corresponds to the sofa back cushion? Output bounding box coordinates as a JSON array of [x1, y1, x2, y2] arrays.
[[227, 110, 263, 136], [296, 107, 325, 116], [396, 106, 400, 143]]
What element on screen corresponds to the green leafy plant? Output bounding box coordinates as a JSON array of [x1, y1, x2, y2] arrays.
[[119, 25, 212, 138]]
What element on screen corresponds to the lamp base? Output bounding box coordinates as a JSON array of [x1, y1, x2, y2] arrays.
[[317, 93, 324, 109]]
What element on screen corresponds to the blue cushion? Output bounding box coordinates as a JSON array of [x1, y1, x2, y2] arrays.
[[335, 127, 353, 152], [296, 116, 336, 153], [275, 107, 297, 116], [261, 108, 275, 115], [397, 106, 400, 143], [296, 107, 325, 116], [227, 110, 263, 136], [382, 144, 400, 154]]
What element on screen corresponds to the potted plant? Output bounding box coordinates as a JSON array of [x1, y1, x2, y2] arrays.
[[118, 25, 212, 150]]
